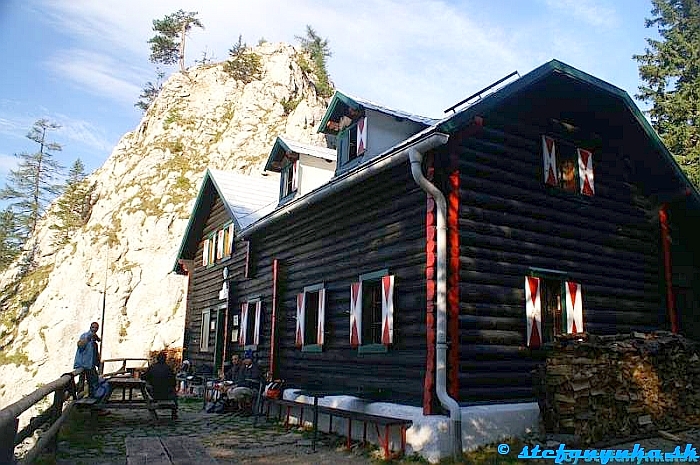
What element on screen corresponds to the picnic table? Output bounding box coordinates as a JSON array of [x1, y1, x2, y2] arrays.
[[76, 373, 177, 420]]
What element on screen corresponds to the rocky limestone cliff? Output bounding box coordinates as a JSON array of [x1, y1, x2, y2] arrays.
[[0, 42, 330, 408]]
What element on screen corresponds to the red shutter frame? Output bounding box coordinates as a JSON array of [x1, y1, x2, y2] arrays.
[[317, 289, 326, 345], [350, 282, 362, 347], [381, 275, 394, 345], [525, 276, 542, 348], [577, 148, 595, 196], [253, 301, 262, 345], [295, 293, 304, 348], [565, 281, 584, 334], [239, 302, 249, 346], [542, 136, 558, 186]]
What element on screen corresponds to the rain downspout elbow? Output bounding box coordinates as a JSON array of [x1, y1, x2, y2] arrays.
[[407, 134, 462, 459]]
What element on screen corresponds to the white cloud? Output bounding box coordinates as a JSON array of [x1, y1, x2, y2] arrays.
[[0, 153, 18, 173], [543, 0, 618, 28], [46, 49, 146, 106], [51, 115, 113, 154], [37, 0, 635, 119]]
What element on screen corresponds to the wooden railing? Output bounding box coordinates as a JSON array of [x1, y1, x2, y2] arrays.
[[0, 368, 84, 465]]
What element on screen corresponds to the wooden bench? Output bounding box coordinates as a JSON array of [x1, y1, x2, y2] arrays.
[[126, 436, 217, 465], [263, 397, 412, 459], [144, 390, 178, 420], [75, 396, 177, 420]]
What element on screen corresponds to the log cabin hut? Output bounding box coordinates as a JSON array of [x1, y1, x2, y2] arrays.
[[174, 60, 700, 459]]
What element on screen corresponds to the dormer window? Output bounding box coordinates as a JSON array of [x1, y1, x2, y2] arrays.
[[280, 158, 298, 199], [338, 116, 367, 166]]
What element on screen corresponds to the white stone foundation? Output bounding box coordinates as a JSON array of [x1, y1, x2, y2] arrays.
[[281, 390, 539, 463]]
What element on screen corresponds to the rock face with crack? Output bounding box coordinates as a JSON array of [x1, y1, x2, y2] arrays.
[[0, 42, 331, 408]]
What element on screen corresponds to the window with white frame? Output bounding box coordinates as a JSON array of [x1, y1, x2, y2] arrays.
[[338, 116, 367, 167], [280, 159, 298, 199], [295, 283, 326, 351], [239, 299, 262, 349], [349, 270, 394, 350], [200, 309, 211, 352], [525, 274, 584, 349], [202, 223, 235, 267]]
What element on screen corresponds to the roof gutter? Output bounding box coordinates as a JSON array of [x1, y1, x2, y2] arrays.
[[240, 130, 441, 239], [408, 134, 462, 460]]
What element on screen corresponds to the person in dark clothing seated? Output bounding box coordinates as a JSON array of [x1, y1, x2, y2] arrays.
[[225, 350, 261, 413], [143, 352, 178, 418], [224, 353, 242, 381]]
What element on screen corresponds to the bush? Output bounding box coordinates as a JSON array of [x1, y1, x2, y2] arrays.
[[224, 35, 262, 84]]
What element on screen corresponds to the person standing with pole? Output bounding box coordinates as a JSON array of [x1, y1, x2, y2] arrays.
[[74, 321, 101, 397]]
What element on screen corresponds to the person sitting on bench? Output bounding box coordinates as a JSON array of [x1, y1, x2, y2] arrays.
[[226, 350, 261, 413], [143, 352, 178, 419]]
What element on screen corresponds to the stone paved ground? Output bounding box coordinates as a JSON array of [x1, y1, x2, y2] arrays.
[[47, 396, 700, 464], [51, 398, 380, 465]]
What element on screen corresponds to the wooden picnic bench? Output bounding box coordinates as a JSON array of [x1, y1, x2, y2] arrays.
[[263, 397, 412, 459], [125, 436, 218, 465], [75, 377, 177, 420]]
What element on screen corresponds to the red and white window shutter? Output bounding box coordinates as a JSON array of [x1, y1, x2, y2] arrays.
[[542, 136, 558, 186], [525, 276, 542, 348], [295, 293, 305, 347], [217, 229, 225, 260], [224, 223, 235, 257], [577, 148, 595, 196], [564, 281, 584, 334], [350, 282, 362, 347], [381, 275, 395, 345], [357, 117, 367, 155], [292, 160, 298, 192], [317, 289, 326, 345], [239, 302, 249, 346], [253, 301, 262, 345], [203, 239, 210, 266]]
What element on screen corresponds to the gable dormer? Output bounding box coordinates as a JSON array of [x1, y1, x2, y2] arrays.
[[264, 137, 336, 205], [318, 91, 437, 175]]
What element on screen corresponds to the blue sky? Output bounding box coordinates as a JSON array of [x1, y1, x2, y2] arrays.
[[0, 0, 658, 183]]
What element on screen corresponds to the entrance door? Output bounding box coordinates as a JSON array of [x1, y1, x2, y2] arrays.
[[212, 306, 226, 375]]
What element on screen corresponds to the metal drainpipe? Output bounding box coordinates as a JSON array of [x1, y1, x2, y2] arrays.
[[407, 135, 463, 459]]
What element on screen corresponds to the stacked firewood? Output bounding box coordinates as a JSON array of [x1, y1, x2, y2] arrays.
[[533, 332, 700, 444]]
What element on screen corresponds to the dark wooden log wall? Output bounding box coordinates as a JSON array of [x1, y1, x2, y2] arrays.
[[454, 119, 665, 404], [183, 195, 235, 373], [229, 164, 429, 406]]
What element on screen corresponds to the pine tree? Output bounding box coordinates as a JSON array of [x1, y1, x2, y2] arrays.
[[148, 10, 204, 72], [0, 119, 64, 243], [224, 35, 262, 83], [0, 208, 21, 269], [50, 159, 95, 247], [633, 0, 700, 187], [296, 25, 333, 98], [135, 68, 166, 112]]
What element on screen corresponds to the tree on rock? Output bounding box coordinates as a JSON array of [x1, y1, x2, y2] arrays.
[[0, 208, 22, 269], [50, 159, 95, 247], [135, 68, 166, 112], [296, 25, 333, 98], [148, 10, 204, 72], [0, 119, 64, 243], [634, 0, 700, 188]]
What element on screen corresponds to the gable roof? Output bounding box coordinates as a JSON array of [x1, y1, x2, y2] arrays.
[[264, 136, 336, 172], [317, 90, 438, 134], [435, 58, 700, 208], [239, 59, 700, 239], [173, 169, 279, 272]]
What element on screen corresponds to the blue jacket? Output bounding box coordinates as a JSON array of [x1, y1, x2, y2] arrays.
[[73, 330, 99, 369]]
